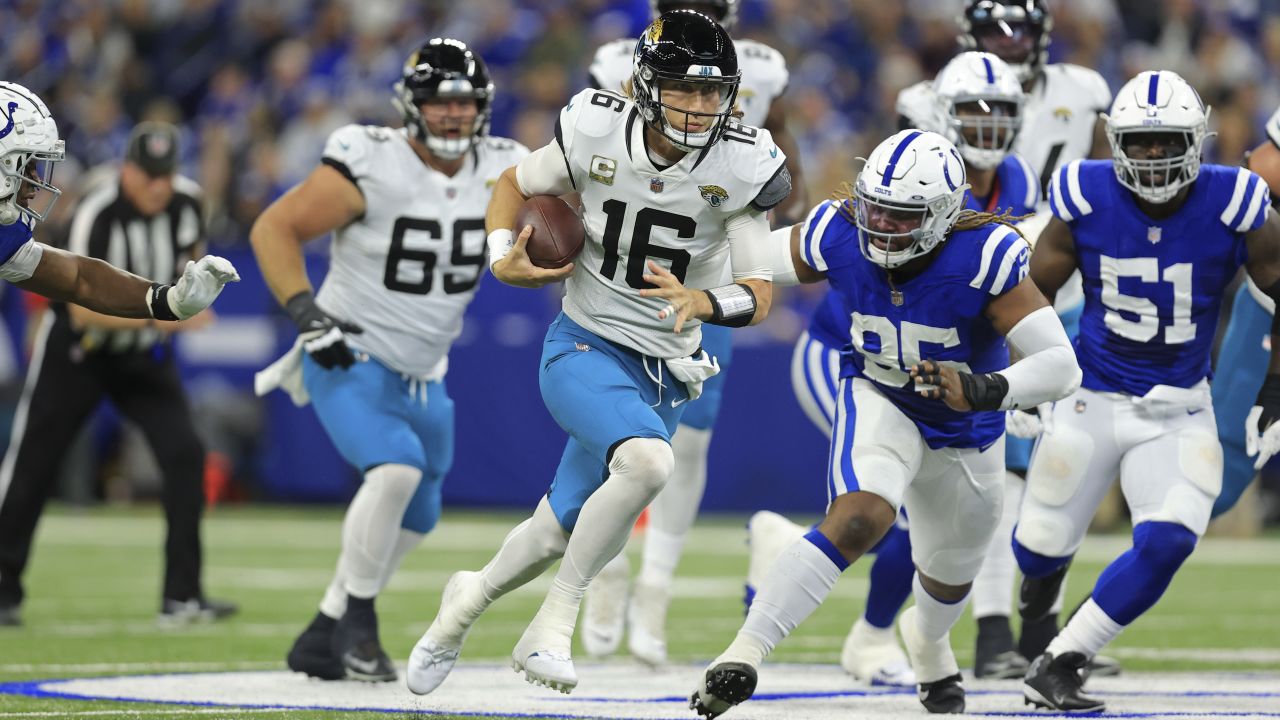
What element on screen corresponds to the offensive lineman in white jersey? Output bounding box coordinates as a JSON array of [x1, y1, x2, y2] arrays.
[[893, 0, 1115, 677], [407, 10, 789, 696], [251, 38, 527, 682], [580, 0, 807, 669]]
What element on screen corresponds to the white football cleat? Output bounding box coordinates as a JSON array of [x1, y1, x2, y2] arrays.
[[406, 571, 486, 695], [744, 511, 807, 609], [691, 651, 759, 719], [581, 552, 630, 658], [898, 606, 960, 683], [841, 617, 916, 687], [627, 577, 670, 666], [512, 626, 578, 693]]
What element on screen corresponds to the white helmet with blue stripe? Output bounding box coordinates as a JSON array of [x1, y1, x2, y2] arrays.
[[1105, 70, 1209, 205], [0, 81, 64, 226], [932, 52, 1024, 170], [854, 129, 969, 269]]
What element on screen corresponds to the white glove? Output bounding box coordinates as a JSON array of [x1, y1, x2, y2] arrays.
[[168, 256, 240, 320], [1245, 405, 1280, 470]]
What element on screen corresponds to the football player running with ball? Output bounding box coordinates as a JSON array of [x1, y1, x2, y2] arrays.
[[406, 11, 790, 696], [1014, 71, 1280, 712], [692, 129, 1080, 717], [252, 39, 527, 682], [582, 0, 807, 670]]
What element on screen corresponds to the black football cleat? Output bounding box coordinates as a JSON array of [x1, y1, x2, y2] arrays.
[[918, 673, 965, 714], [158, 597, 239, 626], [1024, 652, 1106, 713], [690, 661, 757, 719], [974, 616, 1028, 679], [287, 612, 345, 680], [332, 597, 396, 682], [1085, 653, 1122, 680], [1019, 561, 1071, 622]]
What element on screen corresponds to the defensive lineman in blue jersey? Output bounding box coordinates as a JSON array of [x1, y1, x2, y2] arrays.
[[693, 129, 1080, 717], [748, 51, 1040, 689], [1014, 71, 1280, 712]]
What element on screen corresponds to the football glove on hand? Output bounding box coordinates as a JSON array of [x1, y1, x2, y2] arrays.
[[285, 290, 363, 370], [1246, 374, 1280, 470], [154, 256, 240, 321], [1006, 404, 1050, 439]]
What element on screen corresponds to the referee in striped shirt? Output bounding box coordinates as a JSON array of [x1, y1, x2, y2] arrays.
[[0, 122, 236, 626]]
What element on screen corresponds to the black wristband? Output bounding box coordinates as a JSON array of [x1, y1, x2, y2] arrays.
[[959, 372, 1010, 411], [149, 283, 179, 321], [704, 283, 757, 328]]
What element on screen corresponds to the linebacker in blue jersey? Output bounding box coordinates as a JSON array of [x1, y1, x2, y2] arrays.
[[744, 51, 1041, 689], [1013, 71, 1280, 712], [692, 129, 1080, 717]]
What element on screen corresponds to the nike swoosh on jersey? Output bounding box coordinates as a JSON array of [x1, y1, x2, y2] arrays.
[[769, 147, 778, 158]]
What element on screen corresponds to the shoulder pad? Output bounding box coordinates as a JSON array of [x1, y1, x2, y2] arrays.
[[966, 224, 1029, 296], [589, 39, 636, 92], [323, 124, 387, 181], [1217, 166, 1272, 233], [562, 88, 631, 142], [1047, 159, 1101, 222], [895, 82, 936, 130], [751, 164, 791, 212], [1050, 63, 1112, 110], [798, 199, 854, 273]]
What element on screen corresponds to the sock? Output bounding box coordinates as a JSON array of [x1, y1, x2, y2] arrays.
[[1046, 598, 1123, 659], [338, 464, 421, 599], [527, 438, 673, 643], [479, 495, 569, 602], [864, 522, 913, 629], [724, 529, 847, 667], [972, 472, 1023, 619], [640, 528, 684, 587], [1090, 521, 1197, 625], [318, 529, 422, 619], [640, 426, 712, 586], [912, 574, 969, 644]]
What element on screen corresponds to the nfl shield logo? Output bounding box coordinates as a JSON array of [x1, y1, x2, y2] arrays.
[[446, 187, 457, 200], [650, 177, 664, 193], [1147, 226, 1162, 243]]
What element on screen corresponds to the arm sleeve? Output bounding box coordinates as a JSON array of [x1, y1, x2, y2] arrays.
[[514, 141, 576, 197], [996, 305, 1082, 410], [725, 210, 773, 282], [764, 224, 800, 286], [0, 239, 43, 283]]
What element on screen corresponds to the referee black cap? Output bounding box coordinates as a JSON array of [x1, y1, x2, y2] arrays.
[[126, 121, 180, 176]]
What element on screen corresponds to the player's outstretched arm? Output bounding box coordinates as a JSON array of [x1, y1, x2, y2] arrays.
[[16, 246, 238, 321], [911, 279, 1080, 413], [1028, 216, 1079, 304]]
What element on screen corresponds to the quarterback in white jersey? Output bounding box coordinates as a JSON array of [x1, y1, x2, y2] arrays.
[[408, 10, 787, 696], [251, 39, 526, 683], [580, 0, 804, 668]]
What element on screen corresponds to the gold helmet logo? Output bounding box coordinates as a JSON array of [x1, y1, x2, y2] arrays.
[[645, 18, 665, 45]]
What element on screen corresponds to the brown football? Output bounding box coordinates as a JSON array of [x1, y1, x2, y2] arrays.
[[514, 195, 585, 269]]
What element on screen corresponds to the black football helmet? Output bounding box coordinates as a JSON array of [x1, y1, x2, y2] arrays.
[[392, 38, 494, 160], [652, 0, 739, 28], [958, 0, 1052, 84], [632, 10, 740, 152]]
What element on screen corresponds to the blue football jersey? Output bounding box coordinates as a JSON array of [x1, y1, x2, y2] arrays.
[[800, 198, 1030, 449], [1049, 160, 1270, 396], [804, 153, 1039, 368], [0, 219, 33, 268]]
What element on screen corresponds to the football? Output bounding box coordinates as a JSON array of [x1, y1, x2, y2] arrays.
[[514, 195, 585, 269]]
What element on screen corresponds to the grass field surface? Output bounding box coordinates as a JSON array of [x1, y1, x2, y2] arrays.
[[0, 506, 1277, 719]]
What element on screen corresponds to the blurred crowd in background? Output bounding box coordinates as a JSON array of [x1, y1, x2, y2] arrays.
[[3, 0, 1280, 525], [6, 0, 1280, 249]]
